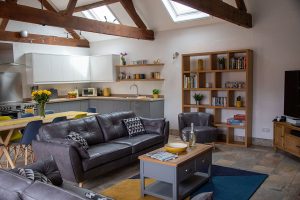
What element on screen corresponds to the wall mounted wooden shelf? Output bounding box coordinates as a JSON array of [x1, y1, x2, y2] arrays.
[[181, 49, 253, 147], [118, 79, 164, 82], [116, 63, 164, 67]]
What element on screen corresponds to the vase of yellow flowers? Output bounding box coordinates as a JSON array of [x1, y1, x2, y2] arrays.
[[31, 90, 51, 118]]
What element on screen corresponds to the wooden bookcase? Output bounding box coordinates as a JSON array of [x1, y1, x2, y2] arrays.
[[181, 49, 253, 147]]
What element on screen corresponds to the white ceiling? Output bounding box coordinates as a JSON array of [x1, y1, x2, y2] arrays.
[[3, 0, 240, 42]]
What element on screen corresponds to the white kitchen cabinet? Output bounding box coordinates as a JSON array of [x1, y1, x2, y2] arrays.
[[90, 55, 120, 82], [26, 53, 90, 84]]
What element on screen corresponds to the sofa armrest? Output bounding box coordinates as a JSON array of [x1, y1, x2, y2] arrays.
[[140, 117, 169, 144], [32, 140, 85, 183]]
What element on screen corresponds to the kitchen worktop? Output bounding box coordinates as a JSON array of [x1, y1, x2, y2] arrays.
[[28, 96, 164, 104]]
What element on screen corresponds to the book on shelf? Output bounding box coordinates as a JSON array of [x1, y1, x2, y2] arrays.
[[212, 97, 227, 107], [234, 114, 246, 121], [229, 57, 247, 70], [227, 118, 245, 126], [183, 74, 198, 88]]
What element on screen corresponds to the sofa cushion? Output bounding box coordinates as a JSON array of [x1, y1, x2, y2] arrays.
[[21, 181, 86, 200], [17, 168, 52, 184], [66, 132, 89, 150], [0, 186, 22, 200], [123, 117, 145, 137], [0, 170, 32, 194], [96, 111, 136, 142], [38, 116, 105, 145], [69, 117, 105, 145], [83, 143, 132, 171], [111, 134, 164, 153], [11, 158, 63, 186], [140, 117, 165, 135]]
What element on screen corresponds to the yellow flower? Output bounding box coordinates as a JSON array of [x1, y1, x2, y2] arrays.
[[38, 91, 43, 95]]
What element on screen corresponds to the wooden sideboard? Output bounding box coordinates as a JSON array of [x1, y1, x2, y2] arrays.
[[273, 122, 300, 158]]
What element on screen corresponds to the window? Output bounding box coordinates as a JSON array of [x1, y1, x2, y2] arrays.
[[82, 6, 119, 24], [162, 0, 209, 22]]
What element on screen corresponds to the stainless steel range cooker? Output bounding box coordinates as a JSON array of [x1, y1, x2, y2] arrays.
[[0, 102, 37, 119]]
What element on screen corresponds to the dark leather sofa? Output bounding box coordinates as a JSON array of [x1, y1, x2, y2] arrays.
[[33, 111, 169, 184], [0, 159, 109, 200]]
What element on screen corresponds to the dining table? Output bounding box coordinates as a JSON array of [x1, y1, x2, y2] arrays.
[[0, 111, 95, 169]]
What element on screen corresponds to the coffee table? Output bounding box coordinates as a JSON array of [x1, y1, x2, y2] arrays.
[[139, 144, 212, 200]]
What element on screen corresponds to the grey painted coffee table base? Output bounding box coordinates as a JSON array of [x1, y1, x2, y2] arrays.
[[140, 149, 212, 200]]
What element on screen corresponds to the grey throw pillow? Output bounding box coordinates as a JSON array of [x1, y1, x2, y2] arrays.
[[17, 168, 52, 185], [191, 192, 213, 200], [66, 131, 89, 150], [123, 117, 146, 137]]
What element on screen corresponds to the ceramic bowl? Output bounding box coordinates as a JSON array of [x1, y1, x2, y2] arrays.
[[165, 142, 188, 154]]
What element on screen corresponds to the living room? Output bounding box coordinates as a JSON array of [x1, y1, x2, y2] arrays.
[[0, 0, 299, 200]]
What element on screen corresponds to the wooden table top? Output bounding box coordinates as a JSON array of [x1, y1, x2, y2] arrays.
[[0, 111, 95, 131], [138, 143, 212, 167]]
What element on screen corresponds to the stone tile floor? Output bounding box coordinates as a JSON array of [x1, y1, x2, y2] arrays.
[[85, 135, 300, 200]]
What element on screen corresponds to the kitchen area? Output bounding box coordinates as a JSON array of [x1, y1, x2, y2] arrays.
[[0, 43, 165, 119]]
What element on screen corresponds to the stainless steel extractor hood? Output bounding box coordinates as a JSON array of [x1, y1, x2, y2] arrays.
[[0, 43, 20, 65], [0, 72, 23, 103]]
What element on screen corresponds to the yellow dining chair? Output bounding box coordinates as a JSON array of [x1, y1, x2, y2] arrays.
[[0, 116, 23, 168], [0, 116, 22, 142], [74, 113, 87, 119]]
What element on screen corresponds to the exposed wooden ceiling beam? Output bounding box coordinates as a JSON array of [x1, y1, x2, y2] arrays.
[[38, 0, 81, 40], [172, 0, 252, 28], [0, 18, 9, 31], [235, 0, 247, 12], [64, 0, 78, 15], [0, 31, 89, 48], [73, 0, 120, 13], [120, 0, 146, 29], [0, 2, 154, 40]]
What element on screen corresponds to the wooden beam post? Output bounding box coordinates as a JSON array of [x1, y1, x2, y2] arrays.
[[64, 0, 78, 15], [72, 0, 120, 13], [0, 18, 9, 31], [235, 0, 247, 12], [0, 31, 89, 48], [0, 2, 154, 40], [120, 0, 147, 29], [38, 0, 81, 40], [172, 0, 252, 28]]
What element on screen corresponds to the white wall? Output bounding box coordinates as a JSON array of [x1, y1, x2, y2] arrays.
[[89, 0, 300, 140]]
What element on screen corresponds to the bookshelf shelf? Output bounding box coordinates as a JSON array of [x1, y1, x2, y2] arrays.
[[181, 49, 253, 147]]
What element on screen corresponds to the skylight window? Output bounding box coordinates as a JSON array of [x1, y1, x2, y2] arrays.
[[82, 6, 119, 24], [162, 0, 209, 22]]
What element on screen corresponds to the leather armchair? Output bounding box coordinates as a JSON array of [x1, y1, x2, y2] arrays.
[[178, 112, 218, 143]]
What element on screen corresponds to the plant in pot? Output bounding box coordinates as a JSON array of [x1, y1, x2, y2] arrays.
[[193, 93, 204, 105], [152, 89, 160, 99]]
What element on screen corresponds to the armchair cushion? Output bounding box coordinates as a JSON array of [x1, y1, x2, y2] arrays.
[[182, 126, 218, 143], [140, 117, 165, 135], [83, 143, 132, 171], [111, 134, 164, 153]]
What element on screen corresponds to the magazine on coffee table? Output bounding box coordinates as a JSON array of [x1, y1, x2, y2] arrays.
[[146, 151, 178, 161]]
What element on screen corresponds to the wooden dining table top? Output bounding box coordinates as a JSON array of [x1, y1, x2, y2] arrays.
[[0, 111, 95, 131]]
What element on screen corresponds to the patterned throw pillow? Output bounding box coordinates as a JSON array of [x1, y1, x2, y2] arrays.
[[66, 131, 89, 150], [123, 117, 146, 137], [17, 168, 52, 184]]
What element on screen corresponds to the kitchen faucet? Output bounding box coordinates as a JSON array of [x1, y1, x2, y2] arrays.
[[130, 84, 139, 97]]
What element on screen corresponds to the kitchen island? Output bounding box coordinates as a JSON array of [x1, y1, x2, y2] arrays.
[[31, 96, 164, 118]]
